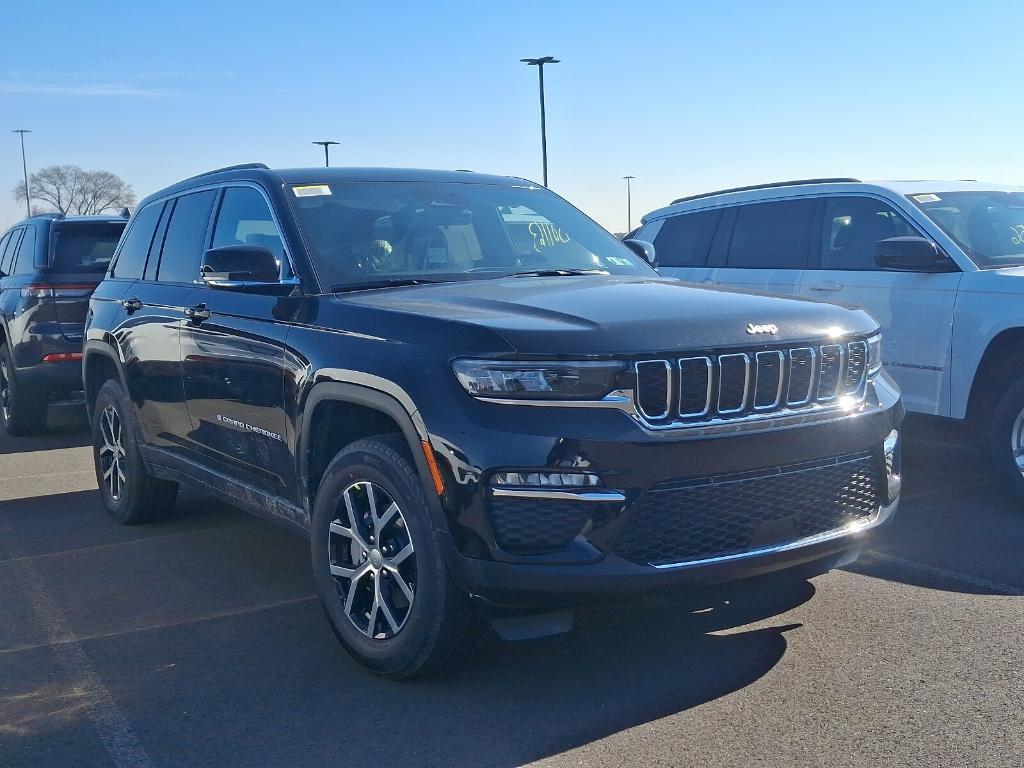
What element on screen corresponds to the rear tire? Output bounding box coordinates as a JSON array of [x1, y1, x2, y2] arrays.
[[92, 379, 178, 524], [989, 377, 1024, 505], [311, 434, 476, 679], [0, 345, 47, 436]]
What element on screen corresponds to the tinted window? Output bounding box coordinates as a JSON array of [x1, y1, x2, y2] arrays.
[[819, 197, 917, 270], [52, 222, 126, 273], [653, 209, 722, 267], [111, 204, 163, 279], [0, 232, 13, 275], [14, 226, 37, 274], [726, 200, 814, 268], [157, 191, 217, 284], [1, 230, 24, 275], [212, 187, 284, 263]]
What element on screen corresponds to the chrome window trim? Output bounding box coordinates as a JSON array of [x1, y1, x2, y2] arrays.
[[677, 356, 712, 417], [490, 488, 626, 502], [817, 344, 845, 402], [634, 360, 672, 420], [753, 350, 785, 410], [716, 353, 749, 414], [786, 347, 816, 406]]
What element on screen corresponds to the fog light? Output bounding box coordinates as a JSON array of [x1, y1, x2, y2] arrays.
[[883, 429, 901, 503], [490, 471, 601, 488]]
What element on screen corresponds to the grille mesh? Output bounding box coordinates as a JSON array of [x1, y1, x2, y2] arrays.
[[614, 452, 882, 566], [488, 497, 592, 554], [636, 361, 669, 418]]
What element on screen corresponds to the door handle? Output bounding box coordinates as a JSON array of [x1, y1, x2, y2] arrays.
[[809, 280, 843, 292], [184, 303, 211, 323], [122, 297, 143, 313]]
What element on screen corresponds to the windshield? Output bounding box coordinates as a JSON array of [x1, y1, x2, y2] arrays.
[[288, 181, 654, 289], [52, 221, 126, 273], [909, 191, 1024, 269]]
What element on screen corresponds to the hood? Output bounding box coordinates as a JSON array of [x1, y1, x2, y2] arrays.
[[337, 275, 878, 355]]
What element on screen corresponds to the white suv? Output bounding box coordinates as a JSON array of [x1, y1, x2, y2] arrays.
[[637, 178, 1024, 500]]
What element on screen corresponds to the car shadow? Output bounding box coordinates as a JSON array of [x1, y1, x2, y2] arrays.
[[0, 404, 90, 455]]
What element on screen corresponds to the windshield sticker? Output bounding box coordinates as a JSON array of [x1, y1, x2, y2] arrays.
[[1011, 225, 1024, 246], [292, 184, 332, 198], [528, 221, 571, 252], [912, 194, 941, 203], [607, 256, 632, 266]]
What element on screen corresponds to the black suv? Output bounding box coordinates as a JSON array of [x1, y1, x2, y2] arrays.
[[0, 213, 126, 434], [84, 164, 903, 678]]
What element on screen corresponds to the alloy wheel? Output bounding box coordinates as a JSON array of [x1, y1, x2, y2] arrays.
[[1012, 407, 1024, 478], [98, 404, 127, 501], [0, 358, 10, 424], [328, 481, 416, 639]]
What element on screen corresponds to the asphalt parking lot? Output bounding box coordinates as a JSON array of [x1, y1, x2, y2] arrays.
[[1, 408, 1022, 768]]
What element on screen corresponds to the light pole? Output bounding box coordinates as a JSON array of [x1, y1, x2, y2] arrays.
[[12, 129, 31, 217], [623, 175, 636, 233], [521, 56, 559, 187], [312, 140, 339, 167]]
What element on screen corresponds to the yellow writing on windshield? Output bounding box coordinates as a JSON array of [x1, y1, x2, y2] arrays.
[[528, 221, 571, 252]]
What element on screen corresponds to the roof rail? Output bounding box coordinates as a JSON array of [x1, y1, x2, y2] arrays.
[[182, 162, 270, 183], [670, 178, 861, 205], [30, 211, 64, 220]]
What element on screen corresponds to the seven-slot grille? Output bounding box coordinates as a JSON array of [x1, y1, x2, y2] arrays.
[[634, 339, 868, 427]]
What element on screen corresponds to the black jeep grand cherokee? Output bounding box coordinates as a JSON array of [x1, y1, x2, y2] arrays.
[[84, 164, 902, 677]]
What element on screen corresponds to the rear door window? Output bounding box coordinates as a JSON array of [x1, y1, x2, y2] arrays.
[[0, 232, 13, 275], [818, 196, 918, 270], [156, 191, 218, 284], [111, 203, 163, 279], [14, 226, 37, 274], [2, 229, 24, 275], [726, 199, 815, 268], [51, 221, 126, 273], [653, 209, 722, 267]]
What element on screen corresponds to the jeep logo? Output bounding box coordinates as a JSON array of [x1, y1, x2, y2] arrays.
[[746, 322, 778, 335]]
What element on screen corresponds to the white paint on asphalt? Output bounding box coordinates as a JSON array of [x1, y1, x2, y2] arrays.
[[864, 550, 1024, 596], [6, 549, 155, 768]]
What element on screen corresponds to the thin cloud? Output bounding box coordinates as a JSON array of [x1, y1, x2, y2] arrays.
[[0, 82, 168, 97]]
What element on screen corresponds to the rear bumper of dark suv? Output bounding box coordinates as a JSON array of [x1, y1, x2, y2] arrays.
[[425, 372, 903, 604]]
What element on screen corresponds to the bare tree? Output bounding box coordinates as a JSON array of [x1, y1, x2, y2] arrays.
[[12, 164, 136, 215]]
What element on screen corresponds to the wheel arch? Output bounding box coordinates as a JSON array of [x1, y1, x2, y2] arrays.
[[83, 338, 129, 422], [298, 381, 447, 532], [965, 327, 1024, 427]]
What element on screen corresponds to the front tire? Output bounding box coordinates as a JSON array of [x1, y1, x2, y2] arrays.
[[92, 379, 178, 524], [0, 345, 47, 436], [989, 377, 1024, 505], [311, 435, 475, 679]]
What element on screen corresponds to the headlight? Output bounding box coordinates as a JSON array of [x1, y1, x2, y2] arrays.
[[452, 359, 626, 400], [866, 333, 882, 376]]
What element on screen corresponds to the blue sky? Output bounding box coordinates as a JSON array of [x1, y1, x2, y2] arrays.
[[2, 0, 1021, 232]]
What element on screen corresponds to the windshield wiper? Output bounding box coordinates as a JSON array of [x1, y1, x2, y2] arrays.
[[330, 278, 441, 293], [507, 268, 610, 278]]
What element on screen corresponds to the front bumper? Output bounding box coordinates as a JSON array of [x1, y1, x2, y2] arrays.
[[422, 373, 903, 602]]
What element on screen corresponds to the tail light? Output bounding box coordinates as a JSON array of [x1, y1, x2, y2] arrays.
[[21, 284, 95, 299]]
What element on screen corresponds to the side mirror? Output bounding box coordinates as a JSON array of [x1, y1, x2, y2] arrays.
[[875, 237, 957, 273], [623, 238, 658, 268], [201, 245, 296, 294]]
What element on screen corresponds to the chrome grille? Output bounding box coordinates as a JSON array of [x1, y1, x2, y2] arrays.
[[634, 339, 870, 428]]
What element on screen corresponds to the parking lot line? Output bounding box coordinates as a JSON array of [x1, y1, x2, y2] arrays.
[[0, 595, 319, 656], [863, 550, 1024, 596], [6, 547, 156, 768]]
